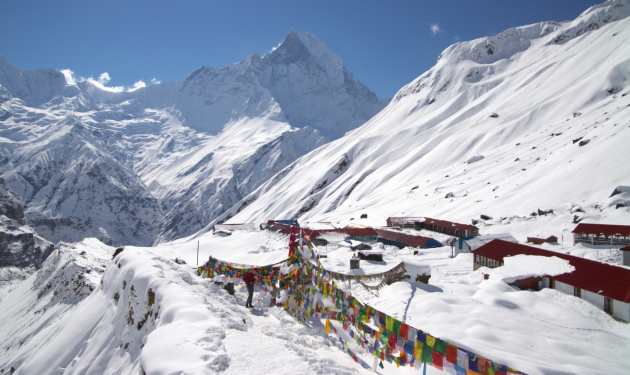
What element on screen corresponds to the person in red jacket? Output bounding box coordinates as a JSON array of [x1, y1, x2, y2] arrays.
[[243, 271, 255, 308]]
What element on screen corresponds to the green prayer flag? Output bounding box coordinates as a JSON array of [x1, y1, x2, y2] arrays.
[[434, 339, 447, 355], [379, 361, 384, 369], [421, 345, 433, 364], [392, 319, 401, 335]]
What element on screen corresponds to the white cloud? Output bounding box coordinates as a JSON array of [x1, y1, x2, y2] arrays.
[[61, 69, 155, 92], [453, 36, 460, 42], [430, 23, 443, 35], [128, 80, 147, 91], [87, 73, 125, 92], [60, 69, 77, 85], [150, 78, 161, 85], [97, 72, 111, 85]]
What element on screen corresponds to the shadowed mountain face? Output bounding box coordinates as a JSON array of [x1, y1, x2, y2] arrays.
[[0, 30, 387, 246]]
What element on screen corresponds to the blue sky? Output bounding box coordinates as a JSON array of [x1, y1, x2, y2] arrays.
[[0, 0, 599, 98]]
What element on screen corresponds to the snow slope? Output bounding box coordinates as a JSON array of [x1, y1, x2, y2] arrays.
[[3, 229, 629, 374], [0, 233, 371, 375], [0, 30, 386, 246], [224, 0, 630, 242]]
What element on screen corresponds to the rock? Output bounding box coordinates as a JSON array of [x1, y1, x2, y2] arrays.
[[471, 219, 480, 225], [445, 192, 455, 198], [579, 139, 590, 147], [467, 155, 485, 164], [573, 137, 583, 144], [573, 112, 582, 117], [480, 214, 493, 220], [360, 213, 368, 219], [489, 113, 499, 118], [538, 208, 554, 216], [610, 186, 630, 197]]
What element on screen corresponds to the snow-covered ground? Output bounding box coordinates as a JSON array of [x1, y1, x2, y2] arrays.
[[2, 229, 629, 374]]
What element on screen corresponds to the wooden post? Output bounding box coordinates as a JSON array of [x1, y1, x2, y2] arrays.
[[197, 241, 199, 266]]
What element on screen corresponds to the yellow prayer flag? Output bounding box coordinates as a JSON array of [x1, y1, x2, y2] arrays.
[[325, 319, 330, 334], [426, 335, 435, 348]]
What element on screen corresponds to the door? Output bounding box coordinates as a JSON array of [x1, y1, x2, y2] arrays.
[[605, 297, 613, 315]]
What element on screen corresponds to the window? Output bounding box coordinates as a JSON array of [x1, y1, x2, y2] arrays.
[[550, 279, 555, 289]]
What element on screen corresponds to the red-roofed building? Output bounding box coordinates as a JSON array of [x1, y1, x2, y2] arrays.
[[386, 217, 478, 237], [473, 239, 630, 322], [374, 229, 442, 249], [572, 223, 630, 246]]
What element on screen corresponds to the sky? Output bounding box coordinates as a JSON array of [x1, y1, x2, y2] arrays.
[[0, 0, 601, 98]]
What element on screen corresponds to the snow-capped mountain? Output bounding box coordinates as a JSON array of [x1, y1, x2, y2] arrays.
[[0, 30, 387, 246], [223, 0, 630, 239]]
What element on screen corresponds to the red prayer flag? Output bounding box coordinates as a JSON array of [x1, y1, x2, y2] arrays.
[[400, 323, 409, 339], [446, 344, 458, 364], [388, 333, 397, 349], [432, 351, 444, 371], [478, 356, 488, 375]]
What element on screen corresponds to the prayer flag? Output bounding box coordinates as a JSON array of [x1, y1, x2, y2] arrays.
[[468, 353, 478, 373], [446, 344, 458, 364], [432, 351, 444, 371], [421, 345, 433, 365], [393, 319, 401, 335], [404, 340, 415, 356], [425, 335, 435, 348], [478, 356, 488, 375], [379, 361, 384, 369], [400, 323, 409, 339], [414, 342, 424, 360], [435, 339, 447, 355], [408, 327, 417, 342], [386, 315, 394, 331], [325, 319, 330, 334]]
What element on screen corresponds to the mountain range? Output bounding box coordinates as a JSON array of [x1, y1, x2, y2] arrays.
[[221, 0, 630, 240], [0, 30, 388, 248]]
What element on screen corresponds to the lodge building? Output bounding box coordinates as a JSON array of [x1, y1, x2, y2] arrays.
[[472, 239, 630, 322], [386, 217, 479, 237], [374, 229, 442, 249], [572, 223, 630, 246]]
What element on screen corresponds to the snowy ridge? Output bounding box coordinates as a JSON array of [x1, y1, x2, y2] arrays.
[[0, 30, 386, 245], [224, 1, 630, 242], [0, 234, 367, 375]]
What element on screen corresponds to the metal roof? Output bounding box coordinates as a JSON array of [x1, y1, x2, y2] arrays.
[[422, 217, 478, 231], [473, 239, 630, 303], [301, 227, 378, 239], [374, 229, 438, 248], [572, 223, 630, 236], [386, 216, 477, 231]]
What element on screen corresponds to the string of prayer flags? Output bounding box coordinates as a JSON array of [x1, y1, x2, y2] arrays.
[[197, 235, 525, 375]]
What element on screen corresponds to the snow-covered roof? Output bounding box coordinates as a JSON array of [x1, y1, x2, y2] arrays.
[[464, 233, 517, 250], [473, 239, 630, 303], [482, 254, 575, 283]]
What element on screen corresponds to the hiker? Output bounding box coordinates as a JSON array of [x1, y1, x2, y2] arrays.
[[243, 270, 256, 308]]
